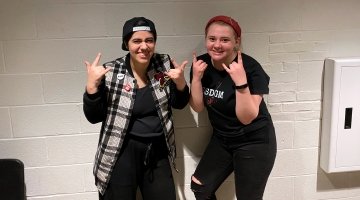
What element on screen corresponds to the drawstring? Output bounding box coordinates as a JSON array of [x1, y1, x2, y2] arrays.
[[142, 136, 170, 183], [144, 143, 152, 166], [144, 143, 154, 182]]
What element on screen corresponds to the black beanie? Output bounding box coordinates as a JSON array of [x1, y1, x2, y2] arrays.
[[121, 17, 157, 51]]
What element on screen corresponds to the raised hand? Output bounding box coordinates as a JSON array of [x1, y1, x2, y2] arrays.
[[222, 51, 247, 86], [166, 59, 187, 82], [191, 52, 208, 82], [165, 59, 188, 90], [85, 53, 111, 94]]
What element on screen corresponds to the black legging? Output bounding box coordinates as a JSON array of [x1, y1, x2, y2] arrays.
[[191, 124, 277, 200], [100, 134, 176, 200]]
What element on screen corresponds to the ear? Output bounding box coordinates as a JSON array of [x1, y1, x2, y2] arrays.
[[234, 36, 241, 51], [235, 36, 241, 46]]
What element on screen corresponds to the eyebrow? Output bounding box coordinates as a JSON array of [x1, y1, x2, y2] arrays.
[[131, 36, 154, 40], [207, 35, 231, 39]]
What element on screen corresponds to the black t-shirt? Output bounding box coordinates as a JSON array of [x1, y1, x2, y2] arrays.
[[127, 84, 163, 137], [191, 53, 272, 138]]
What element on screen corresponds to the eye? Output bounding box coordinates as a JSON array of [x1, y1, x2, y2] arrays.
[[145, 38, 154, 43], [221, 38, 230, 42], [132, 39, 142, 44], [208, 37, 216, 42]]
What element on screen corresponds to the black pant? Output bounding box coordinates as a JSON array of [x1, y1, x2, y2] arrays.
[[101, 134, 176, 200], [191, 123, 277, 200]]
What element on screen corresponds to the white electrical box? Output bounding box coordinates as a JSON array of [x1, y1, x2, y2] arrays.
[[320, 57, 360, 173]]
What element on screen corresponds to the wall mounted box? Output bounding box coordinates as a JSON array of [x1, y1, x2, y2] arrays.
[[320, 57, 360, 173]]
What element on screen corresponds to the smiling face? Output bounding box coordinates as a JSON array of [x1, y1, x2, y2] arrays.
[[127, 31, 156, 67], [205, 22, 240, 67]]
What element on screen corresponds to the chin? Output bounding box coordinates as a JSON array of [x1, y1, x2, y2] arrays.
[[137, 54, 149, 60], [137, 59, 150, 64], [139, 53, 153, 60], [210, 54, 226, 61]]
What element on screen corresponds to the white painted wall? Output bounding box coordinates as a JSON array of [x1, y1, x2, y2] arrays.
[[1, 0, 360, 199]]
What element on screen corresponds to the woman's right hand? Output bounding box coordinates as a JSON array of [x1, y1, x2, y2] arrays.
[[189, 52, 207, 113], [85, 53, 111, 94], [192, 52, 208, 81]]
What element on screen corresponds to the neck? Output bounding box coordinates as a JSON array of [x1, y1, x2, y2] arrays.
[[211, 60, 224, 71], [130, 59, 149, 73], [130, 59, 150, 88]]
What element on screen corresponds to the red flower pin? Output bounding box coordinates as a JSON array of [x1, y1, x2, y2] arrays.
[[154, 72, 170, 89]]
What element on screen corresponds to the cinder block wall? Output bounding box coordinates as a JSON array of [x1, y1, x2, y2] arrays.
[[1, 0, 360, 200]]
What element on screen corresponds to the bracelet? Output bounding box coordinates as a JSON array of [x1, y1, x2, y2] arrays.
[[235, 83, 248, 90]]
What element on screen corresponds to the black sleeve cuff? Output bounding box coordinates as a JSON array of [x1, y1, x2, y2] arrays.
[[85, 90, 101, 100], [172, 84, 190, 109]]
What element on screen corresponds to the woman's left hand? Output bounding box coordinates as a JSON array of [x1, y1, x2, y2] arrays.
[[222, 51, 247, 86], [165, 59, 188, 90]]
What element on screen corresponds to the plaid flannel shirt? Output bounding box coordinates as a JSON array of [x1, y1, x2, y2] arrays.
[[83, 53, 189, 194]]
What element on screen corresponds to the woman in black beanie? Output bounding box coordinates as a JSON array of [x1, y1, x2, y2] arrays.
[[83, 17, 189, 200]]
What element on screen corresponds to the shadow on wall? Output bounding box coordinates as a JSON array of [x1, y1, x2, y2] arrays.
[[317, 168, 360, 190], [172, 105, 236, 200]]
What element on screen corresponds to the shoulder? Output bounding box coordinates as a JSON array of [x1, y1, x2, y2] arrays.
[[153, 53, 171, 61], [241, 53, 260, 66], [103, 55, 127, 69], [241, 53, 266, 74], [152, 53, 172, 71], [102, 55, 128, 81], [241, 53, 270, 88]]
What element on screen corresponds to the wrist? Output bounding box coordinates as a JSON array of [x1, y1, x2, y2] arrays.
[[191, 78, 202, 84], [175, 80, 187, 91], [235, 83, 248, 90], [86, 84, 99, 94]]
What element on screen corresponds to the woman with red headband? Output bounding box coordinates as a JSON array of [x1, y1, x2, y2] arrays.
[[189, 15, 277, 200]]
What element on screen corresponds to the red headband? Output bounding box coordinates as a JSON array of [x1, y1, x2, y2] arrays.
[[205, 15, 241, 38]]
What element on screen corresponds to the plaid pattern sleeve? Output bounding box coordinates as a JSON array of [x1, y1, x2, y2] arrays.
[[93, 56, 136, 194]]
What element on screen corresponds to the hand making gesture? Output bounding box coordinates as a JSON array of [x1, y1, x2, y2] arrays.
[[222, 51, 247, 86], [191, 52, 208, 82], [85, 53, 111, 94], [165, 59, 188, 91]]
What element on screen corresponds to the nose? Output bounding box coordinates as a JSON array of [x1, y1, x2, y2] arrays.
[[213, 40, 221, 48], [140, 41, 148, 50]]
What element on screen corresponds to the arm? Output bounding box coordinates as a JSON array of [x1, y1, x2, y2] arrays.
[[166, 58, 188, 92], [169, 82, 190, 109], [222, 51, 262, 125], [189, 53, 208, 113], [189, 79, 204, 112], [83, 53, 110, 124], [165, 58, 189, 109], [234, 88, 262, 125], [83, 81, 108, 124]]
